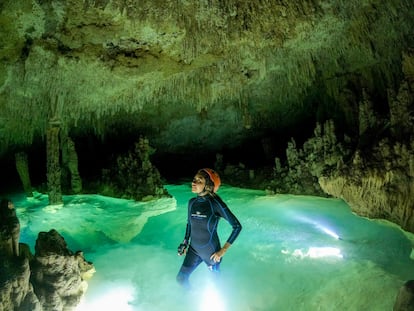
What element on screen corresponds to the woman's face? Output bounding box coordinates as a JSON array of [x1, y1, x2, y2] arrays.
[[191, 174, 206, 194]]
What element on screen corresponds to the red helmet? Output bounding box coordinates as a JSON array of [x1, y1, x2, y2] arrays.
[[199, 168, 221, 192]]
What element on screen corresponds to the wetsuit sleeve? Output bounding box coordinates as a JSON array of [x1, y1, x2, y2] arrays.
[[213, 196, 242, 244], [184, 223, 191, 242], [183, 199, 193, 242]]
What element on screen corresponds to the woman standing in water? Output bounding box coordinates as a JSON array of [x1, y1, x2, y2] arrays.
[[176, 168, 242, 288]]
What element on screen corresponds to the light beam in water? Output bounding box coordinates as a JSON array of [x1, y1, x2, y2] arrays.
[[199, 282, 226, 311], [292, 213, 341, 240], [317, 225, 340, 240], [76, 282, 135, 311], [283, 247, 343, 259]]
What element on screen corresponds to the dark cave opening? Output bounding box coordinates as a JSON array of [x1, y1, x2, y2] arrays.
[[0, 113, 330, 196]]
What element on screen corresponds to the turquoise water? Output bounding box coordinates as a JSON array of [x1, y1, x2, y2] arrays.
[[12, 184, 414, 311]]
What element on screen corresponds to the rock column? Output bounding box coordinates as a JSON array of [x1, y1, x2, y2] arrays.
[[46, 121, 63, 205]]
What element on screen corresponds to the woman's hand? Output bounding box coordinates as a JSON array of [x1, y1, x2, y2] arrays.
[[210, 242, 232, 263], [177, 240, 188, 256], [210, 249, 225, 262]]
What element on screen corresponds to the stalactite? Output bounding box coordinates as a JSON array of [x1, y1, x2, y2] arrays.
[[0, 0, 413, 159]]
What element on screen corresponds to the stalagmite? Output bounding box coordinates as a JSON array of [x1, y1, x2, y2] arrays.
[[61, 134, 82, 194], [15, 152, 33, 197]]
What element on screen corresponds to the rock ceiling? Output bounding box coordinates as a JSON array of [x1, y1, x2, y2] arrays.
[[0, 0, 413, 166]]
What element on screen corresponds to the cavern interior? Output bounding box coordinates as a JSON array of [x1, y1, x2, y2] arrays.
[[0, 0, 413, 310]]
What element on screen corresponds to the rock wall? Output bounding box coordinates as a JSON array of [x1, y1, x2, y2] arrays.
[[267, 51, 414, 233], [320, 53, 414, 232], [319, 141, 414, 232]]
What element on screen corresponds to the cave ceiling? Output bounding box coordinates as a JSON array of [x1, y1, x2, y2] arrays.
[[0, 0, 413, 164]]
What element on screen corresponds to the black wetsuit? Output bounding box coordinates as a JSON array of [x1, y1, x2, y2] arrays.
[[176, 193, 242, 286]]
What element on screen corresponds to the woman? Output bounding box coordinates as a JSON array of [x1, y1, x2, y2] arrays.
[[176, 168, 242, 288]]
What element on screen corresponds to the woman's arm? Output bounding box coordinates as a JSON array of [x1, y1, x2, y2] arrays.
[[210, 196, 242, 262], [213, 196, 242, 244]]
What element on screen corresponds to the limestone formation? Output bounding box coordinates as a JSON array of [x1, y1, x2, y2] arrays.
[[0, 0, 413, 158], [61, 134, 83, 194], [0, 237, 94, 311], [46, 124, 63, 205], [101, 136, 170, 201], [268, 120, 348, 196], [0, 206, 94, 311], [319, 138, 414, 232], [263, 49, 413, 233], [31, 229, 95, 311], [0, 255, 42, 311], [0, 199, 20, 258], [318, 57, 414, 232]]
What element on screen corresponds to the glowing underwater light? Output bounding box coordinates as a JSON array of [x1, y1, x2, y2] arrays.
[[285, 247, 343, 259], [307, 247, 343, 258], [75, 282, 135, 311], [199, 282, 226, 311], [317, 225, 340, 240], [292, 214, 341, 240]]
